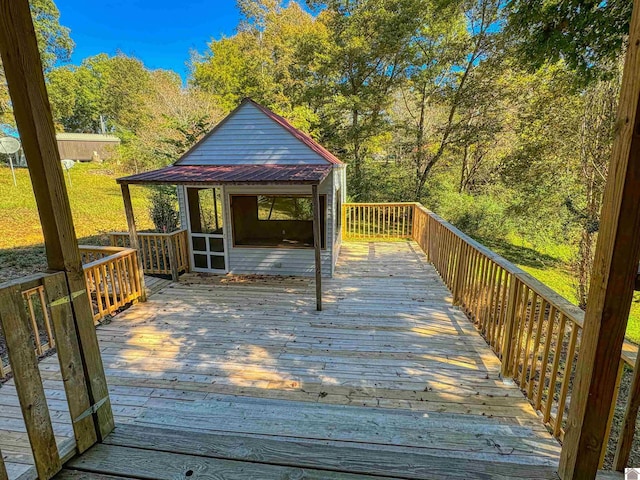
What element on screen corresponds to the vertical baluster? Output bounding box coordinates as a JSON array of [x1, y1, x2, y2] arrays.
[[37, 287, 55, 349], [536, 306, 558, 410], [554, 323, 579, 437], [512, 286, 531, 378], [544, 313, 567, 425], [527, 299, 548, 399], [25, 291, 44, 355], [520, 292, 539, 387]]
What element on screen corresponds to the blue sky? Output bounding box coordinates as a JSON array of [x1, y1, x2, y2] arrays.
[[56, 0, 241, 79]]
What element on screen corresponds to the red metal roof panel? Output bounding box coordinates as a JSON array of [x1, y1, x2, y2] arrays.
[[117, 164, 333, 185]]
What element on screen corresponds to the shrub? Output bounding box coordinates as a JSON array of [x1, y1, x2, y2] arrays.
[[148, 187, 179, 233]]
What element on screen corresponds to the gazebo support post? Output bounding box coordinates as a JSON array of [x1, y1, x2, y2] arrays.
[[121, 183, 147, 301], [312, 184, 322, 311], [558, 1, 640, 477]]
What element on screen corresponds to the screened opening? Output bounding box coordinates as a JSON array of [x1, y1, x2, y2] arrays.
[[232, 195, 326, 248], [187, 187, 224, 234]]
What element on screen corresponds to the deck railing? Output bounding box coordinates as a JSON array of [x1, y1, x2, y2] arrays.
[[343, 203, 414, 239], [109, 229, 189, 280], [1, 246, 145, 380], [344, 202, 640, 471], [0, 271, 101, 479], [79, 246, 144, 323]]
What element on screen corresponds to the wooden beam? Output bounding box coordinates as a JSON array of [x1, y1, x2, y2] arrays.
[[312, 184, 322, 311], [43, 272, 98, 454], [0, 0, 114, 440], [121, 184, 147, 301], [558, 2, 640, 477]]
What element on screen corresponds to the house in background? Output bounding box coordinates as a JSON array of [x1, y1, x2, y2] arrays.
[[56, 132, 121, 162], [117, 98, 346, 278]]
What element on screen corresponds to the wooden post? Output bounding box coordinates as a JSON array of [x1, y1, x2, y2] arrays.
[[0, 0, 114, 441], [43, 272, 98, 453], [559, 2, 640, 477], [168, 235, 180, 282], [121, 184, 147, 301], [500, 275, 520, 377], [312, 184, 322, 311], [0, 447, 7, 480]]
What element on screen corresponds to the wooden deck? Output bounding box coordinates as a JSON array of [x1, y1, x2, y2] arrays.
[[0, 241, 576, 479]]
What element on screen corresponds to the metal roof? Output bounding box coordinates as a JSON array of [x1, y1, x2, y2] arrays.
[[117, 164, 333, 186], [56, 133, 121, 142]]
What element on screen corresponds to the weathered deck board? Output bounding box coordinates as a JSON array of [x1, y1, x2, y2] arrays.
[[1, 242, 570, 479]]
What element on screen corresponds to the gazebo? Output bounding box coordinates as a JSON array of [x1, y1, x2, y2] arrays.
[[117, 99, 347, 310]]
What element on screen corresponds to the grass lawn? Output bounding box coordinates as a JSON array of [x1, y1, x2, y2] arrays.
[[481, 234, 640, 344], [0, 162, 153, 282]]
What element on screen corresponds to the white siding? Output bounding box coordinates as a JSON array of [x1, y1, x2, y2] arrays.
[[177, 103, 329, 166], [223, 178, 335, 277]]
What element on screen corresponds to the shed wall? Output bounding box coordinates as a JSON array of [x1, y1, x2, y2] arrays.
[[57, 140, 119, 161]]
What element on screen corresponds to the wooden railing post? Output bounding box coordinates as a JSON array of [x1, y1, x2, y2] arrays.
[[43, 272, 98, 453], [559, 0, 640, 476], [168, 235, 180, 282], [500, 275, 520, 378]]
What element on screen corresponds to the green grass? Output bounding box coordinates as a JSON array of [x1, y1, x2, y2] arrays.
[[0, 162, 152, 282], [480, 234, 640, 344]]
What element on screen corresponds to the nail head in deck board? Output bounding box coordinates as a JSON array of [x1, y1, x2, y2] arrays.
[[0, 285, 61, 479], [43, 272, 98, 453], [558, 0, 640, 478]]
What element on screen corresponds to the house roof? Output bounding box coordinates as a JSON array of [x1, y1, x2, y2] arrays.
[[56, 133, 121, 142], [117, 164, 332, 186]]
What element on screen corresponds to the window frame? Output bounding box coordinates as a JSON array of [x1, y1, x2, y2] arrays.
[[230, 193, 328, 250]]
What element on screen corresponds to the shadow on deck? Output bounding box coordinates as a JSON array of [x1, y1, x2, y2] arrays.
[[1, 241, 585, 479]]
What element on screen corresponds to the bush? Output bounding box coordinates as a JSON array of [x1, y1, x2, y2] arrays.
[[148, 187, 179, 233]]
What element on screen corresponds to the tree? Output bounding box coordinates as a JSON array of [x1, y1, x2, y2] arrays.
[[410, 0, 503, 200], [308, 0, 429, 200], [47, 53, 152, 135], [191, 0, 325, 130], [1, 0, 74, 126], [505, 0, 632, 83]]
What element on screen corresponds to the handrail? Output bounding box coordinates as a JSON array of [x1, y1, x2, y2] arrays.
[[343, 201, 640, 470], [79, 245, 144, 323]]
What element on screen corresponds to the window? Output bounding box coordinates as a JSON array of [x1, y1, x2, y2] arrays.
[[231, 195, 326, 248]]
